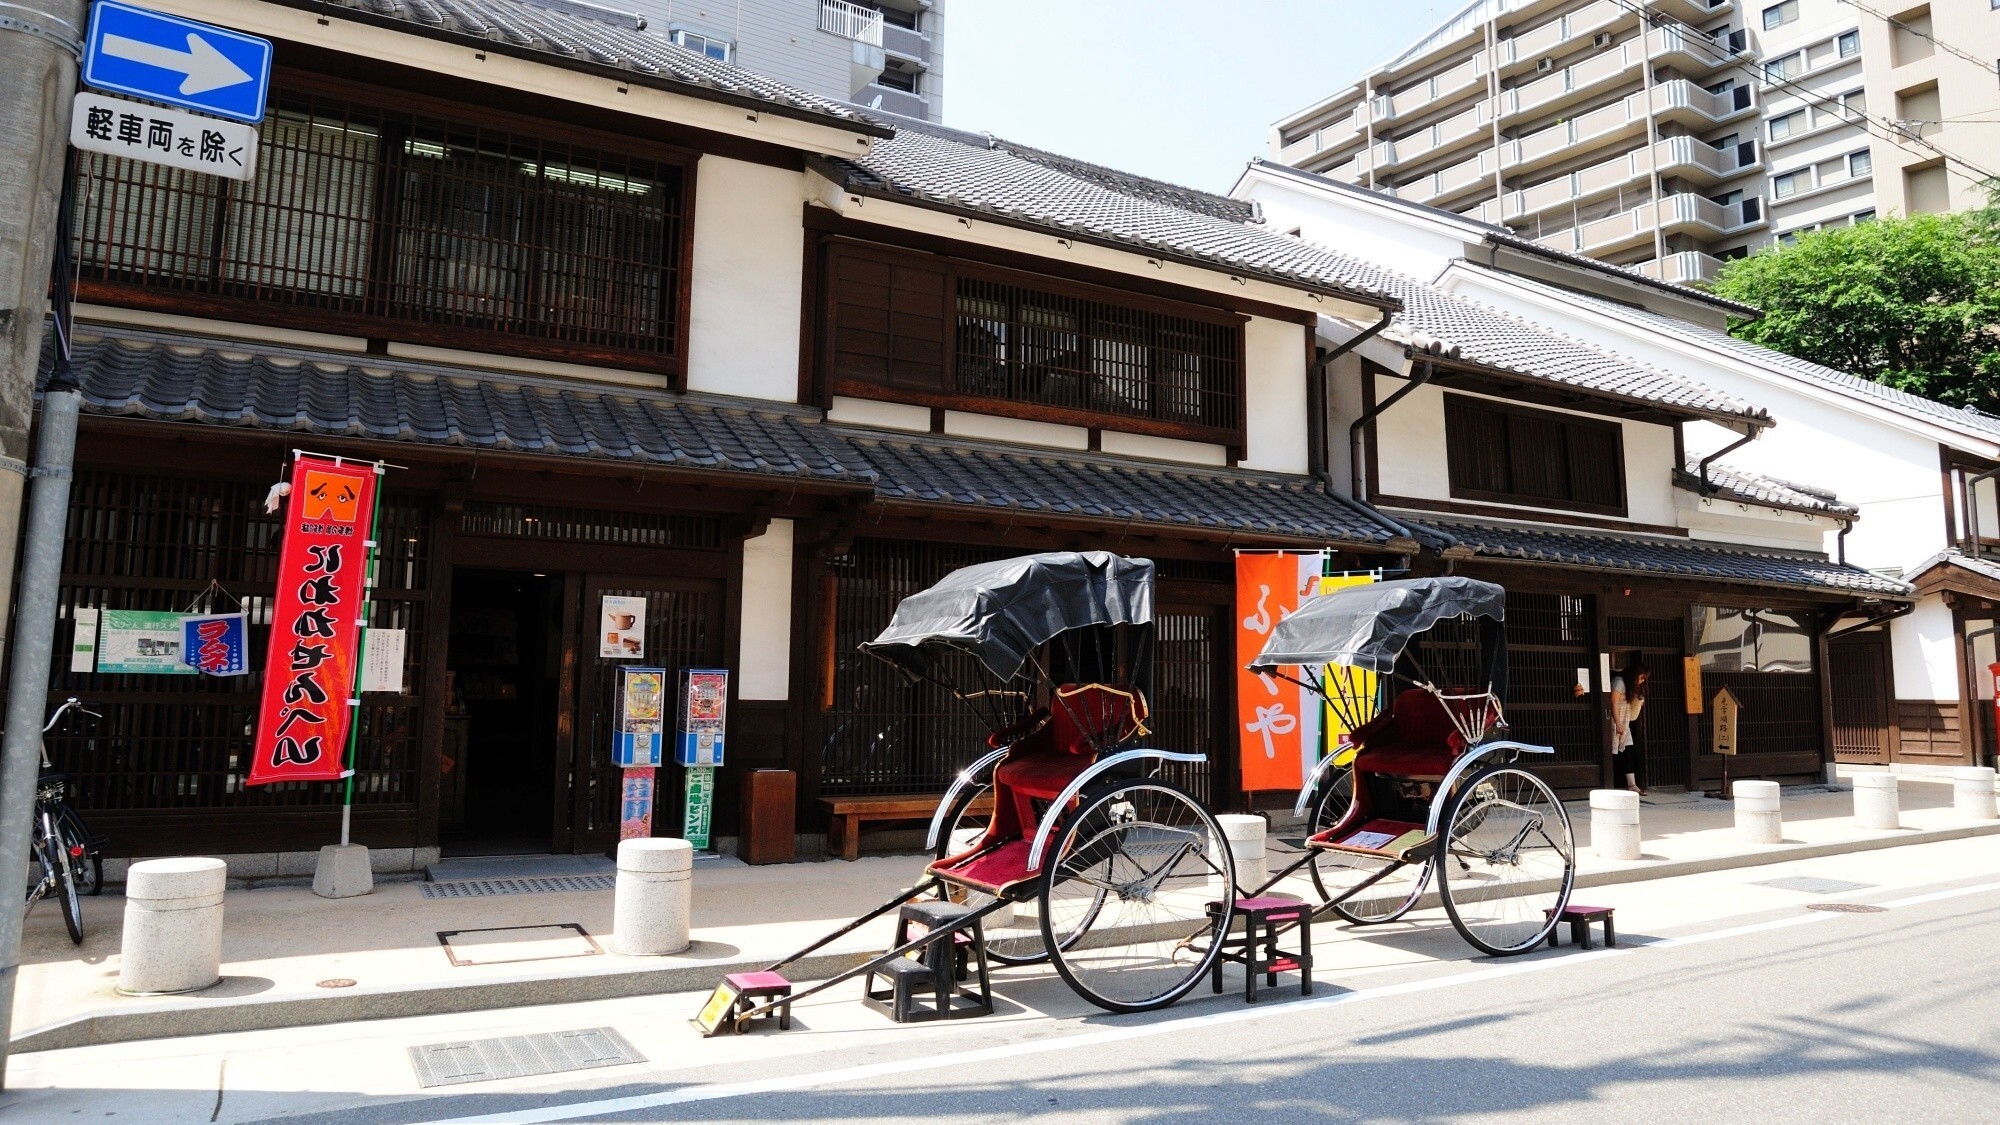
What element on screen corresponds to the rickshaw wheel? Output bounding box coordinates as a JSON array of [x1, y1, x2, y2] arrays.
[[934, 786, 1057, 965], [1040, 779, 1233, 1014], [1436, 764, 1575, 956], [1299, 768, 1424, 922]]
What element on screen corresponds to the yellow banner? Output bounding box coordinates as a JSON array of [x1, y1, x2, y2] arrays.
[[1319, 574, 1380, 757]]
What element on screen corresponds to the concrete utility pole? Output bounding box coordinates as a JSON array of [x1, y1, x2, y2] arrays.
[[0, 0, 87, 1088]]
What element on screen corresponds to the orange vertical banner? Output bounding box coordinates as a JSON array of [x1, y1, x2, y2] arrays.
[[1235, 551, 1323, 791]]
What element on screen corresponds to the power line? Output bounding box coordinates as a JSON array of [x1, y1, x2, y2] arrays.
[[1839, 0, 2000, 82], [1602, 0, 2000, 184]]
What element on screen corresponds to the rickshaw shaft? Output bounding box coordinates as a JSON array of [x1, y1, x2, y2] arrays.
[[732, 893, 1009, 1023]]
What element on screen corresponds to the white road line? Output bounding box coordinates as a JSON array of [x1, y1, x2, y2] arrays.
[[413, 878, 2000, 1125]]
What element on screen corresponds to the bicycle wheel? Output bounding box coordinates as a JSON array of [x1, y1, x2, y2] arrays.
[[932, 786, 1051, 966], [1436, 764, 1574, 956], [39, 829, 84, 945], [1041, 780, 1231, 1014], [55, 804, 103, 896]]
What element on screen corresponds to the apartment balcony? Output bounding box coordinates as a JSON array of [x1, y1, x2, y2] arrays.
[[1537, 192, 1764, 257], [1635, 250, 1728, 285], [857, 82, 926, 118], [881, 21, 928, 62], [1395, 148, 1502, 207], [1499, 25, 1734, 125], [1277, 101, 1368, 166], [1471, 135, 1760, 223], [820, 0, 883, 46], [1376, 99, 1494, 172], [1381, 52, 1489, 122], [1496, 0, 1626, 73], [1501, 78, 1755, 180]]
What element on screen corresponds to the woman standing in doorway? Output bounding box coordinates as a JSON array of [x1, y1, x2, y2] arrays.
[[1611, 655, 1651, 795]]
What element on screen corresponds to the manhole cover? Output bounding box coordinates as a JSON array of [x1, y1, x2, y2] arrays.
[[1807, 903, 1888, 914], [317, 978, 357, 988], [1753, 876, 1877, 895], [409, 1027, 644, 1088]]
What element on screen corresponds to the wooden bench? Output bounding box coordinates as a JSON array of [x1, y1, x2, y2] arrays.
[[819, 794, 992, 861]]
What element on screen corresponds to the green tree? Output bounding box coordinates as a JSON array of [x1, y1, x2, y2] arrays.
[[1712, 195, 2000, 409]]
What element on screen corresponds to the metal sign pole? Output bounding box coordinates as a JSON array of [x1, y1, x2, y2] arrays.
[[338, 462, 386, 847]]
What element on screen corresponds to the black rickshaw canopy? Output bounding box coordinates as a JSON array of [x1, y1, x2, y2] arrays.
[[1249, 576, 1507, 680], [861, 551, 1155, 681]]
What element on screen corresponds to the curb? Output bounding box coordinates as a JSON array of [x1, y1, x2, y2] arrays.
[[17, 818, 2000, 1054]]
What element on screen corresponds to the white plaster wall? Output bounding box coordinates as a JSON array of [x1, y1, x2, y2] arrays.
[[1365, 377, 1679, 526], [1893, 594, 1960, 700], [1679, 500, 1836, 551], [1238, 178, 1465, 280], [943, 412, 1089, 451], [685, 156, 805, 402], [827, 396, 930, 432], [1240, 317, 1311, 474], [1097, 432, 1228, 466], [737, 518, 794, 700]]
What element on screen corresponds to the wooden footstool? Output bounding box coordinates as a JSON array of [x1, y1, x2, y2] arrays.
[[1207, 896, 1313, 1002], [1545, 904, 1616, 950]]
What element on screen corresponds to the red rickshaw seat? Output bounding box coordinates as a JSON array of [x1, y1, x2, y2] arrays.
[[1350, 688, 1469, 779]]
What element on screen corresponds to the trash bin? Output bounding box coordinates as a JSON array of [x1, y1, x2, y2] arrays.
[[740, 768, 797, 865]]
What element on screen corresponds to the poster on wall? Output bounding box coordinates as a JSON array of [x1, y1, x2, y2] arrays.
[[98, 610, 195, 675], [247, 456, 379, 785], [182, 612, 248, 677], [600, 595, 647, 658], [70, 607, 100, 673], [1233, 551, 1327, 791], [360, 628, 406, 693], [619, 766, 656, 840]]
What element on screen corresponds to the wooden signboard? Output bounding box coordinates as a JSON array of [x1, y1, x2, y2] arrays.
[[1712, 686, 1741, 756], [1683, 656, 1704, 715]]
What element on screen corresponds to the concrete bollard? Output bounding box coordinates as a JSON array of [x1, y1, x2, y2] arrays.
[[611, 838, 694, 956], [1214, 814, 1267, 896], [1589, 789, 1642, 861], [1954, 766, 1999, 820], [117, 857, 227, 996], [1853, 771, 1900, 830], [1733, 780, 1783, 845]]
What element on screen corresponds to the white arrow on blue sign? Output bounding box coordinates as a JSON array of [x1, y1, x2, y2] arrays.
[[82, 1, 272, 125]]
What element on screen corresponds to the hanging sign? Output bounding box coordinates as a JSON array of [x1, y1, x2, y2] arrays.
[[181, 612, 248, 676], [620, 767, 657, 840], [676, 668, 729, 767], [600, 595, 647, 658], [1683, 656, 1704, 715], [247, 457, 379, 785], [71, 607, 100, 673], [1712, 686, 1741, 756], [683, 766, 716, 849], [1234, 551, 1326, 791], [360, 627, 406, 693], [613, 666, 667, 767], [98, 609, 195, 674]]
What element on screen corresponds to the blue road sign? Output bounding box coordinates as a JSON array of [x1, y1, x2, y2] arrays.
[[83, 1, 271, 124]]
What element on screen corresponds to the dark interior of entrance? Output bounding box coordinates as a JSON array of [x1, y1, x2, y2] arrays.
[[443, 570, 562, 855]]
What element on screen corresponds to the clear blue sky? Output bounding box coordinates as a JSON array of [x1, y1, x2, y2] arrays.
[[942, 1, 1450, 194]]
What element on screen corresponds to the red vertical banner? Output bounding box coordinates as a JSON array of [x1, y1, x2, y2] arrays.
[[248, 457, 379, 785], [1235, 552, 1323, 791]]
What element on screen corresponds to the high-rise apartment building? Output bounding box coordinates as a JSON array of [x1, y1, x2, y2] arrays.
[[1271, 0, 1999, 284], [624, 0, 944, 121]]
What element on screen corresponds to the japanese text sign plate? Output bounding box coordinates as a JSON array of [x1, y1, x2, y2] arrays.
[[248, 457, 379, 785], [70, 92, 258, 180], [83, 1, 271, 124]]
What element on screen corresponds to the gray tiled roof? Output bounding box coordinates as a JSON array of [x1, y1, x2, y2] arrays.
[[1470, 263, 2000, 447], [851, 432, 1407, 546], [297, 0, 886, 135], [54, 328, 876, 480], [1677, 459, 1858, 518], [826, 119, 1769, 426], [1413, 516, 1909, 597], [1905, 549, 2000, 585], [48, 326, 1411, 548]]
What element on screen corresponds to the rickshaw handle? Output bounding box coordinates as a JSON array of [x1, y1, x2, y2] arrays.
[[925, 744, 1014, 853], [1025, 749, 1208, 873], [1424, 740, 1554, 836]]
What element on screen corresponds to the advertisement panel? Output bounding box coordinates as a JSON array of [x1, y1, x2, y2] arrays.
[[1318, 574, 1379, 755], [1234, 551, 1325, 791], [247, 457, 378, 785]]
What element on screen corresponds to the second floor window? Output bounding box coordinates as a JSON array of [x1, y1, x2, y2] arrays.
[[1762, 1, 1798, 30], [1443, 393, 1627, 516], [670, 29, 732, 61], [822, 240, 1245, 445], [75, 81, 691, 375]]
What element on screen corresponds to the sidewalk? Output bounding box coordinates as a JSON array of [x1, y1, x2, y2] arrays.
[[13, 772, 1991, 1055]]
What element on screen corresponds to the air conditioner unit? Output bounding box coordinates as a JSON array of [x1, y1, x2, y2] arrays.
[[1593, 32, 1613, 48], [1537, 57, 1554, 73]]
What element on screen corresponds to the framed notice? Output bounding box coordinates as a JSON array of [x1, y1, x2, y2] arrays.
[[361, 628, 407, 693], [98, 610, 195, 674], [600, 595, 646, 659]]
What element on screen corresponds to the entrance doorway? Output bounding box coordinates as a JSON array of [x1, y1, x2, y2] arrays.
[[442, 570, 563, 855]]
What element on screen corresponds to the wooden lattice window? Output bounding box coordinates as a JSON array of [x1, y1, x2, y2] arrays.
[[1443, 393, 1627, 516], [823, 240, 1246, 445], [74, 80, 689, 375]]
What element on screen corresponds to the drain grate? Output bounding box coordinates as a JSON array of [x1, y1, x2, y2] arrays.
[[421, 875, 616, 900], [409, 1027, 644, 1088], [1807, 903, 1888, 914], [1754, 876, 1877, 895]]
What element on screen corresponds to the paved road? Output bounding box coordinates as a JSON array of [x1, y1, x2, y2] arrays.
[[10, 836, 2000, 1123]]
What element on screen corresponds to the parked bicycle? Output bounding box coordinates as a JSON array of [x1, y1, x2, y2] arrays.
[[25, 697, 106, 945]]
